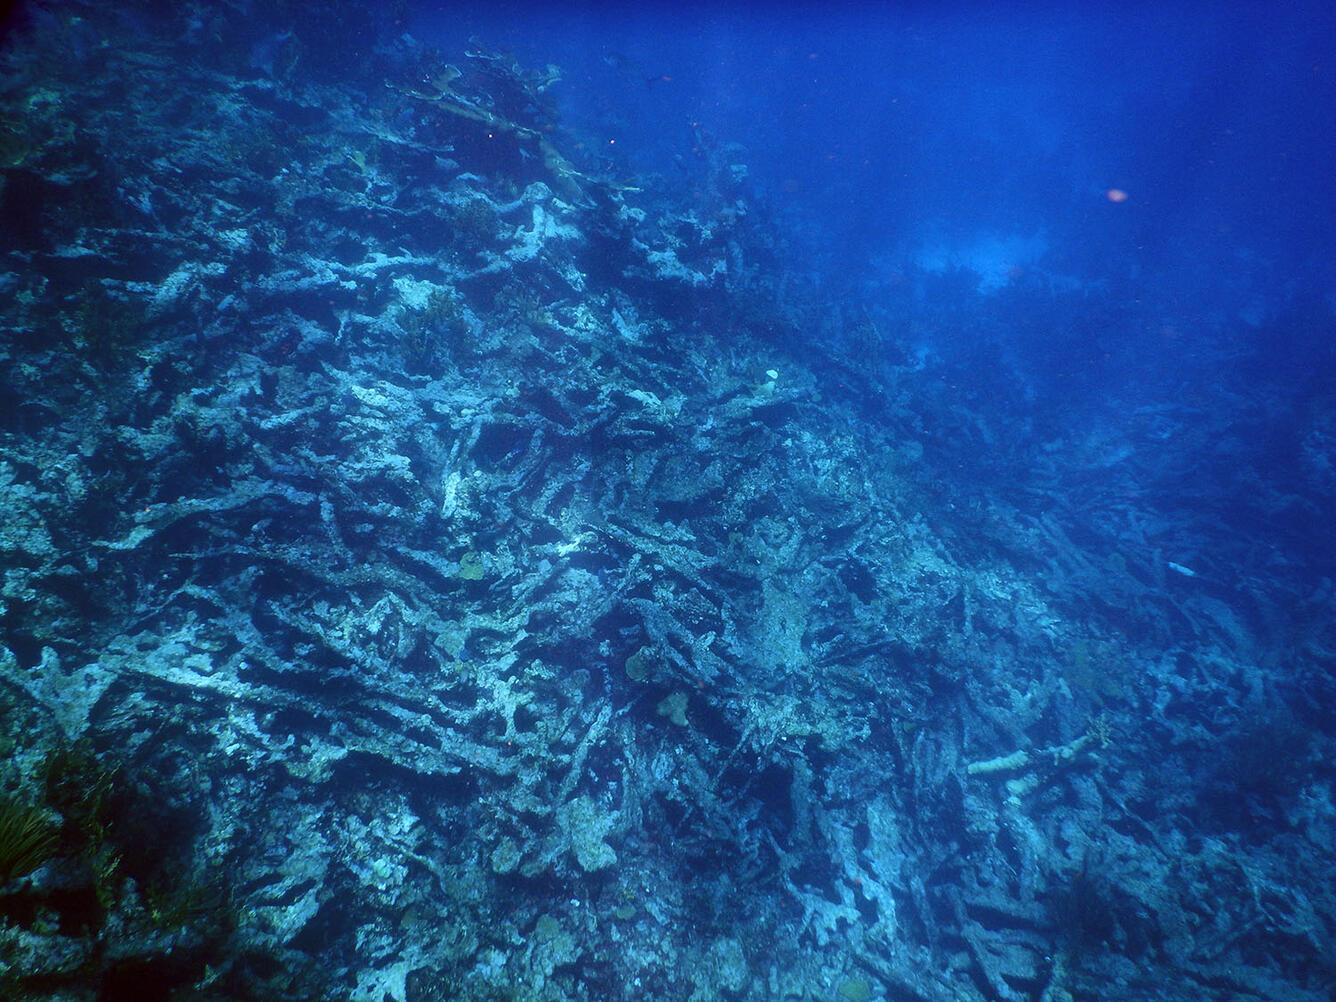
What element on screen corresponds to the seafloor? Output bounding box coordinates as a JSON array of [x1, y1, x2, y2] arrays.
[[1, 4, 1333, 1002]]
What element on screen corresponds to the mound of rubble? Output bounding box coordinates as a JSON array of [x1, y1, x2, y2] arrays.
[[1, 4, 1333, 1001]]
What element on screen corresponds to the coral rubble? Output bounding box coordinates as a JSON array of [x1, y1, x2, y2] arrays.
[[1, 3, 1332, 1001]]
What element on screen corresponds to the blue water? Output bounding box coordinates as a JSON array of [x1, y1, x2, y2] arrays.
[[417, 1, 1336, 309]]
